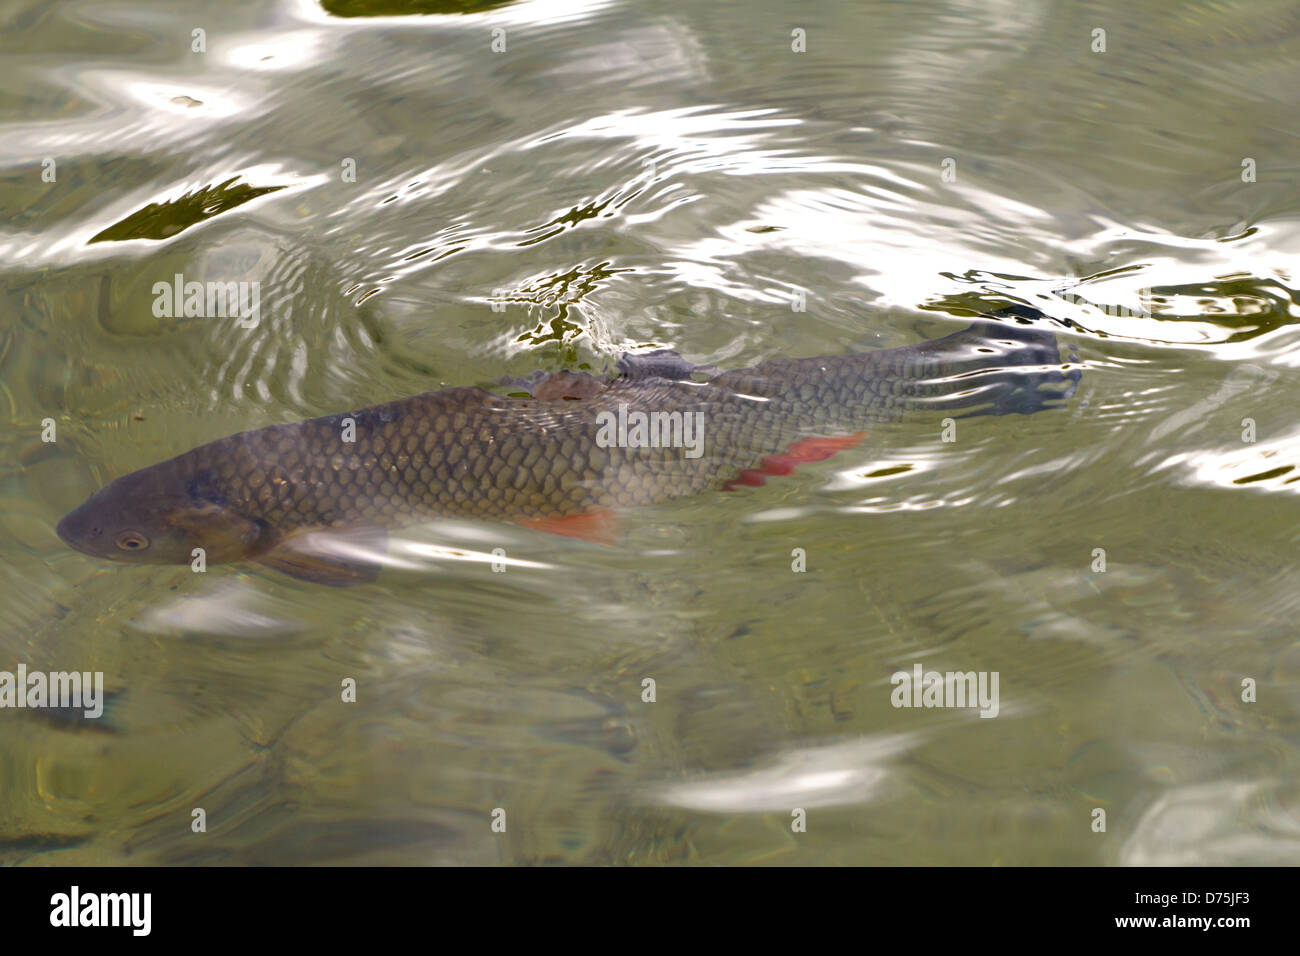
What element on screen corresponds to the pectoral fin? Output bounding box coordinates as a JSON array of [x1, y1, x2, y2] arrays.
[[254, 526, 388, 586]]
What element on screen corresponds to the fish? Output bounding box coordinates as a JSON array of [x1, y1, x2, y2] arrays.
[[56, 310, 1078, 585]]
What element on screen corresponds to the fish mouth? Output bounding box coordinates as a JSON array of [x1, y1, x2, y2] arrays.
[[55, 510, 77, 545], [56, 506, 104, 557]]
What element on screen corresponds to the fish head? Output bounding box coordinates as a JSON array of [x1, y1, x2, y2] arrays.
[[57, 460, 266, 566]]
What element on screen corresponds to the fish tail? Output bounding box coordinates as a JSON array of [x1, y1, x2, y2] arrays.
[[917, 306, 1081, 416]]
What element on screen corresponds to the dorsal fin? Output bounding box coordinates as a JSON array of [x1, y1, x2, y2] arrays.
[[528, 370, 609, 400], [498, 370, 610, 400]]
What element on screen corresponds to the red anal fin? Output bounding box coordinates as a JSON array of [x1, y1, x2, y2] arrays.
[[518, 509, 620, 544], [723, 432, 866, 491]]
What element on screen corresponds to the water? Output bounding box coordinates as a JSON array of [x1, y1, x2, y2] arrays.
[[3, 0, 1300, 864]]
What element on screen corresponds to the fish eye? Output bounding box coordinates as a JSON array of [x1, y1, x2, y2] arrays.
[[115, 531, 150, 551]]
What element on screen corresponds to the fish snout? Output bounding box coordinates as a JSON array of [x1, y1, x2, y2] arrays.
[[56, 504, 106, 554]]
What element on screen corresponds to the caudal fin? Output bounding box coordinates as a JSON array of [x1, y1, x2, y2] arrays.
[[923, 306, 1081, 416]]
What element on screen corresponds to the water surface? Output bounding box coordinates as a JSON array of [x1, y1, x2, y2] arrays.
[[3, 0, 1300, 864]]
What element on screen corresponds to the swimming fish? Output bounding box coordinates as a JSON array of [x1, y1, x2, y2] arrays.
[[56, 311, 1078, 585]]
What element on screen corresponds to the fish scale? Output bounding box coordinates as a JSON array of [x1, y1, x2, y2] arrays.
[[178, 319, 1072, 527], [57, 316, 1078, 582]]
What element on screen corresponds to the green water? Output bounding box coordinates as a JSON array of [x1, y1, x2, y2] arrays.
[[3, 0, 1300, 864]]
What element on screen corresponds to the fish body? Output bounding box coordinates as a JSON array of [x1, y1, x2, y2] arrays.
[[57, 315, 1077, 583]]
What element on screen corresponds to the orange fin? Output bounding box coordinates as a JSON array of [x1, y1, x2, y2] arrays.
[[255, 526, 387, 586], [723, 432, 866, 491], [518, 509, 619, 544]]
